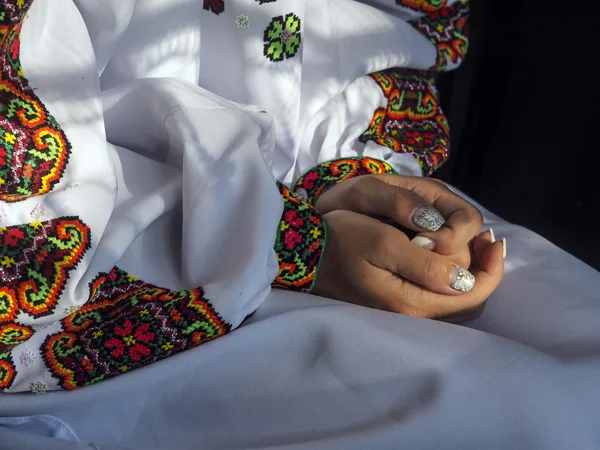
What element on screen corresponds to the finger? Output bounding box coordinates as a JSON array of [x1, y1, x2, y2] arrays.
[[415, 209, 483, 258], [446, 247, 471, 272], [438, 304, 486, 324], [367, 231, 476, 296], [340, 176, 447, 234], [366, 239, 504, 318], [380, 176, 483, 256], [472, 228, 494, 259], [419, 199, 484, 256]]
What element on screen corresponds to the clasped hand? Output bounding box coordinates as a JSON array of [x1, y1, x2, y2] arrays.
[[312, 174, 505, 323]]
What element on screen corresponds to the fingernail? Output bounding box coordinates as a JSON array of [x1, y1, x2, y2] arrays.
[[411, 236, 436, 250], [488, 228, 496, 243], [450, 265, 475, 292], [412, 205, 445, 232], [502, 238, 507, 259]]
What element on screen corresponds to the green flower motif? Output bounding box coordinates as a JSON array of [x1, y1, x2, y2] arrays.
[[235, 14, 250, 28], [263, 13, 301, 62]]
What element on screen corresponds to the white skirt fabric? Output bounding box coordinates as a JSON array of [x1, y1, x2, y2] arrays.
[[1, 0, 599, 448]]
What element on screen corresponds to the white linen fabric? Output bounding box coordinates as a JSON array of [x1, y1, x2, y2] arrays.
[[1, 0, 599, 448]]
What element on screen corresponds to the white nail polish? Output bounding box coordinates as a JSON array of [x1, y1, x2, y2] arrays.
[[450, 265, 475, 292], [411, 236, 435, 250], [488, 228, 496, 243], [412, 205, 445, 232], [502, 238, 507, 259]]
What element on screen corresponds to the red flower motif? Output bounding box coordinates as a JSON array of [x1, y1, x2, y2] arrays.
[[284, 229, 302, 250], [284, 209, 304, 228], [81, 357, 93, 372], [308, 215, 321, 225], [134, 323, 155, 344], [105, 337, 125, 358], [302, 171, 319, 190], [128, 343, 151, 361], [404, 131, 437, 147], [4, 228, 25, 247], [115, 320, 134, 337], [104, 321, 156, 362]]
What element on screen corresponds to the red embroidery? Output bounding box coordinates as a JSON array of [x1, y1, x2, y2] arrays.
[[43, 267, 230, 390]]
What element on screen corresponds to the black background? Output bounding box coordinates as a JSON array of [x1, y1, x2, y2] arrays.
[[436, 0, 600, 270]]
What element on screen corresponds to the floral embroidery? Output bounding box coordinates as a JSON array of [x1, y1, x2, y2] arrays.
[[294, 157, 397, 205], [410, 0, 469, 71], [30, 203, 45, 220], [271, 183, 326, 292], [203, 0, 224, 15], [0, 0, 72, 202], [360, 70, 449, 175], [29, 380, 47, 394], [42, 267, 230, 390], [19, 348, 36, 366], [263, 13, 301, 62], [396, 0, 447, 13], [235, 14, 250, 28], [0, 217, 90, 320]]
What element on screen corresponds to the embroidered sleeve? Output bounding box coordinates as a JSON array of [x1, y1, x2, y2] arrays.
[[402, 0, 470, 72], [271, 182, 327, 293], [359, 69, 450, 175], [293, 157, 397, 206]]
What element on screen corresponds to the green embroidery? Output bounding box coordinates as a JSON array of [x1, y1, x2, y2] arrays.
[[263, 13, 301, 62], [294, 158, 397, 205], [235, 14, 250, 28], [271, 183, 326, 292]]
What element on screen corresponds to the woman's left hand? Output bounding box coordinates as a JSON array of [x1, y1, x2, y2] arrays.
[[314, 174, 484, 268]]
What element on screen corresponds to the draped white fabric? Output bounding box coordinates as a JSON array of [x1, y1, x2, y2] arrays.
[[1, 0, 599, 448]]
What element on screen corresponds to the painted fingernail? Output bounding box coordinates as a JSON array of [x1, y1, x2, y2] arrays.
[[411, 236, 436, 250], [488, 228, 496, 243], [450, 265, 475, 292], [502, 238, 507, 259], [412, 205, 445, 232]]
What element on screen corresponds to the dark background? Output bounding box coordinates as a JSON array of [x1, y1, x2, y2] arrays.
[[435, 0, 600, 270]]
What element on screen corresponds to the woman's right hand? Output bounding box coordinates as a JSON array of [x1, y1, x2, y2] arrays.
[[313, 210, 504, 322]]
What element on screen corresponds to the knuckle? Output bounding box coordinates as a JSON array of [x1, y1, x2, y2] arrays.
[[443, 231, 460, 248], [429, 177, 447, 187], [373, 227, 406, 254], [424, 255, 447, 284], [468, 207, 484, 229], [347, 176, 380, 210], [344, 180, 364, 209], [372, 229, 393, 255]]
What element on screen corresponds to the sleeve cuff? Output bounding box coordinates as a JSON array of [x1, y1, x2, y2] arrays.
[[293, 157, 397, 206], [271, 182, 327, 293]]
